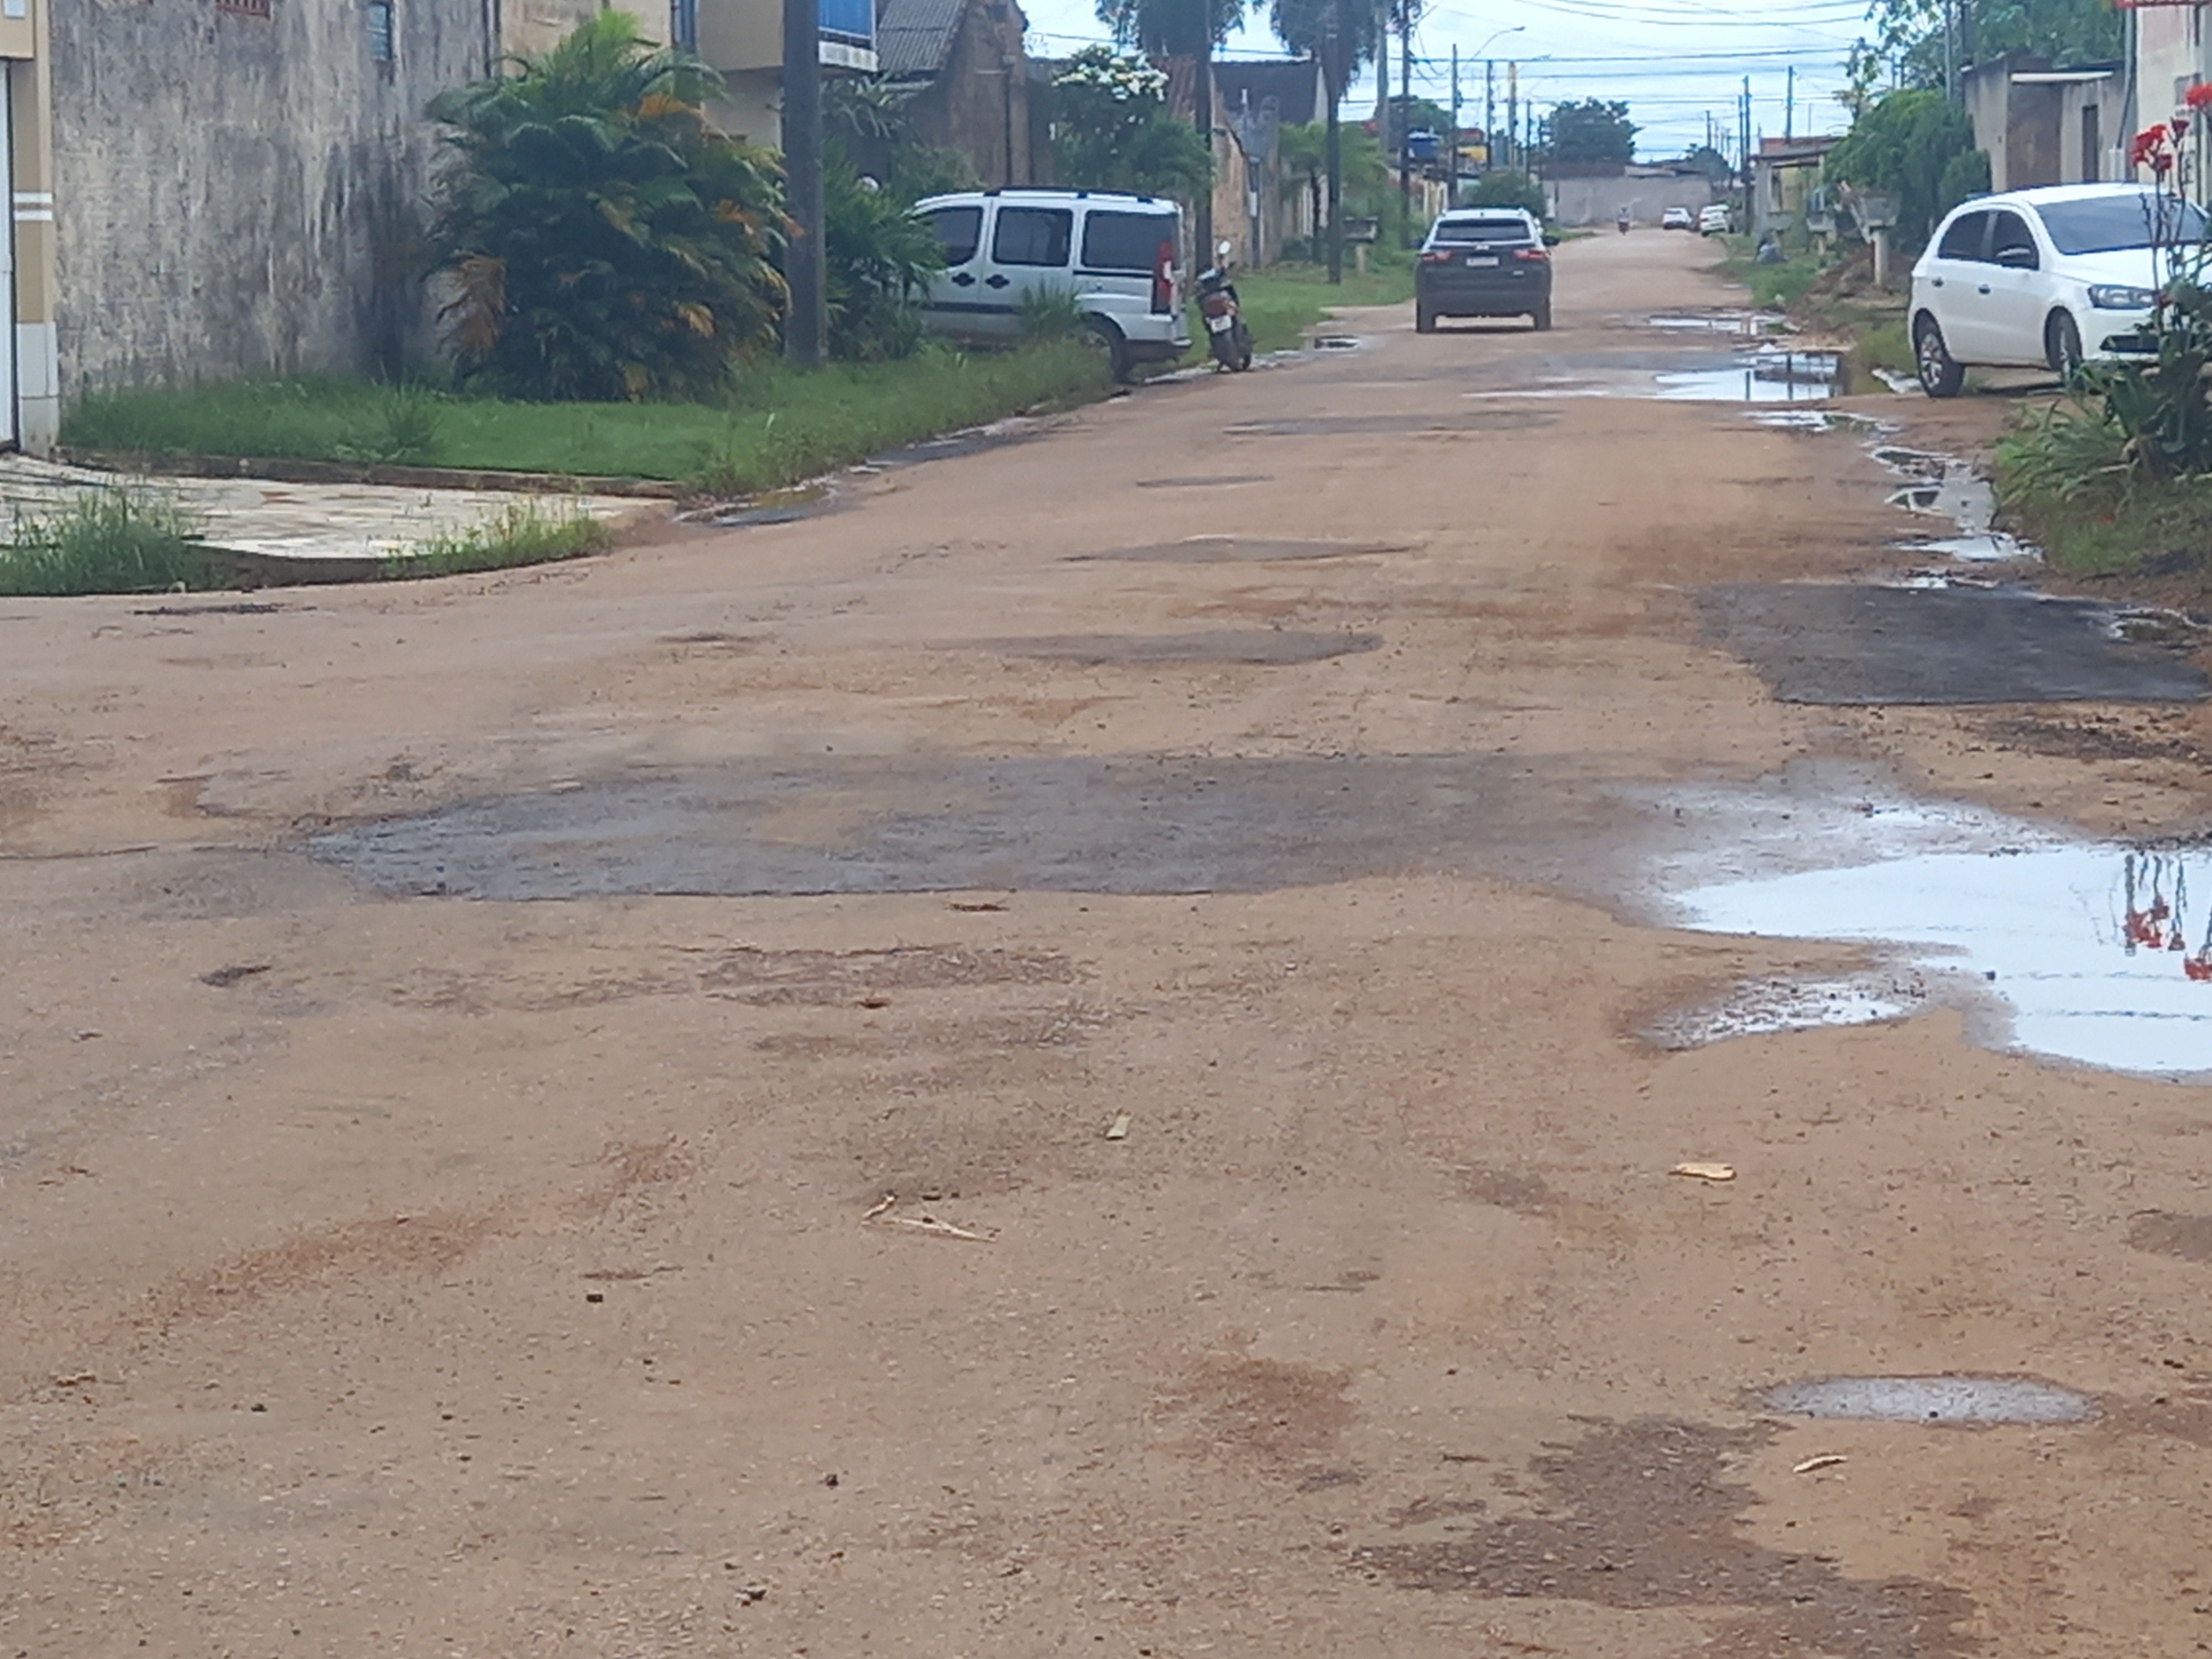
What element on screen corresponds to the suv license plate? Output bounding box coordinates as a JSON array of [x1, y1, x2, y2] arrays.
[[1465, 254, 1499, 266]]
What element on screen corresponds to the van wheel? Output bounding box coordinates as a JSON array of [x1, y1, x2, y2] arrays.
[[1914, 314, 1964, 398], [2045, 310, 2084, 381], [1084, 319, 1133, 384]]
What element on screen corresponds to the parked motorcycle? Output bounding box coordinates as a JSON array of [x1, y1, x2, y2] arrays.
[[1196, 242, 1254, 372]]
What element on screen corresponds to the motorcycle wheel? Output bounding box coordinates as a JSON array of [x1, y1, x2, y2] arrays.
[[1228, 321, 1253, 372]]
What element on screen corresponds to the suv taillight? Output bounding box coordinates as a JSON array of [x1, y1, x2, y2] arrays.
[[1514, 247, 1549, 262], [1420, 249, 1454, 264], [1151, 241, 1175, 314]]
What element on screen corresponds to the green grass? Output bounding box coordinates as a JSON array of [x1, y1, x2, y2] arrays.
[[382, 501, 614, 580], [1227, 262, 1417, 353], [1712, 236, 1829, 309], [1991, 398, 2212, 577], [62, 341, 1115, 493], [0, 488, 216, 596]]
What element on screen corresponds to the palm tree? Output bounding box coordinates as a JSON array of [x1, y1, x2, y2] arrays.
[[1271, 0, 1377, 280], [1097, 0, 1246, 257], [427, 12, 787, 400]]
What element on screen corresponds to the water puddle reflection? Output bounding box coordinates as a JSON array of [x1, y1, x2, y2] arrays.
[[1875, 446, 2032, 562], [1655, 349, 1844, 402], [1671, 843, 2212, 1078]]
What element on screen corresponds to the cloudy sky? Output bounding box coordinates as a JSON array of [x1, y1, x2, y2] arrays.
[[1018, 0, 1874, 160]]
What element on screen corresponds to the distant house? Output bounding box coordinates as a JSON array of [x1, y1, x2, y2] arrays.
[[1750, 135, 1840, 245], [1216, 60, 1328, 257], [1963, 53, 2117, 191], [875, 0, 1037, 187]]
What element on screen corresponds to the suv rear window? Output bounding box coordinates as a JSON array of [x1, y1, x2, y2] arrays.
[[1081, 210, 1175, 273], [921, 205, 983, 265], [993, 206, 1073, 267], [1430, 217, 1532, 246]]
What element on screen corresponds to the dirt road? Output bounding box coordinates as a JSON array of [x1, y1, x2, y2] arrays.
[[8, 231, 2212, 1658]]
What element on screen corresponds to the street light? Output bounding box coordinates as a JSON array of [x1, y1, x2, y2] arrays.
[[1470, 23, 1524, 60]]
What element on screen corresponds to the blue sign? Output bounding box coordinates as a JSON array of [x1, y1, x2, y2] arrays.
[[819, 0, 872, 46]]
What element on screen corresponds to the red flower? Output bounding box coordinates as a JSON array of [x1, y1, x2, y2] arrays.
[[2132, 123, 2172, 170], [2187, 81, 2212, 109]]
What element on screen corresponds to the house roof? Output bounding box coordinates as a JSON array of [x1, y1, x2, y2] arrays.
[[876, 0, 1024, 78], [1214, 60, 1326, 126]]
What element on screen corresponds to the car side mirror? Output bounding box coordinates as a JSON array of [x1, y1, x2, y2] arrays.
[[1996, 245, 2037, 269]]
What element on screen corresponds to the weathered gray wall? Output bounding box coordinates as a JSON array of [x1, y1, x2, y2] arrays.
[[51, 0, 493, 393]]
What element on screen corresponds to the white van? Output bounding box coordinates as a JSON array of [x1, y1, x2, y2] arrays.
[[912, 189, 1192, 380]]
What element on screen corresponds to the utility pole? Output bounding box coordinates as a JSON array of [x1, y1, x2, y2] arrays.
[[1196, 38, 1215, 261], [1449, 46, 1460, 210], [1397, 1, 1413, 243], [1324, 0, 1344, 285], [781, 0, 825, 368], [1785, 65, 1794, 140], [1506, 61, 1517, 172], [1374, 0, 1389, 145], [1485, 60, 1495, 174], [1739, 76, 1751, 194]]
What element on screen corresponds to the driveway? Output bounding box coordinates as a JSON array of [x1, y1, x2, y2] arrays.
[[6, 229, 2211, 1658]]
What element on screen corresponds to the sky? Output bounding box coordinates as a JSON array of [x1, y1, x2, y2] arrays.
[[1016, 0, 1874, 161]]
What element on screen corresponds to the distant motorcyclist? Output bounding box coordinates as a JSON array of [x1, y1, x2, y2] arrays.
[[1615, 206, 1631, 234]]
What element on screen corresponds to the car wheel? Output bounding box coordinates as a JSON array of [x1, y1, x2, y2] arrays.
[[1914, 314, 1964, 399], [1415, 305, 1437, 335], [2045, 310, 2084, 381], [1084, 318, 1133, 384], [1532, 303, 1553, 332]]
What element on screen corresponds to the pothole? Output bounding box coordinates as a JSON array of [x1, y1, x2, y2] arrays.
[[1655, 348, 1845, 402], [1875, 446, 2034, 563], [1134, 473, 1274, 489], [1760, 1375, 2095, 1426], [1071, 536, 1413, 563], [946, 630, 1381, 665], [1645, 310, 1790, 335], [1641, 972, 1925, 1048]]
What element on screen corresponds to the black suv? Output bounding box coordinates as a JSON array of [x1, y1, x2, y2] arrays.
[[1416, 210, 1554, 333]]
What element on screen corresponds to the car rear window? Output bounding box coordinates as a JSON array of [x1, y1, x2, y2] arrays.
[[993, 206, 1073, 267], [1081, 210, 1175, 273], [1430, 217, 1531, 246], [921, 205, 983, 265], [2034, 193, 2209, 254]]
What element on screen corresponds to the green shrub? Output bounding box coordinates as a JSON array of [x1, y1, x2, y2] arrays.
[[1016, 288, 1088, 342], [335, 383, 447, 465], [822, 156, 942, 362], [382, 500, 612, 579], [0, 488, 214, 597]]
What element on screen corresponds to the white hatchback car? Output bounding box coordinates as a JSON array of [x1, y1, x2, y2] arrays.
[[1911, 182, 2205, 396]]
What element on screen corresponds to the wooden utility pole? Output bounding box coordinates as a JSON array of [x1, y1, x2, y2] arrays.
[[1397, 1, 1412, 242], [1325, 2, 1344, 284], [781, 0, 825, 368], [1449, 46, 1460, 210], [1196, 38, 1215, 260]]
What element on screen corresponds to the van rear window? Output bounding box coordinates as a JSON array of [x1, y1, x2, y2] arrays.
[[1081, 210, 1175, 273], [993, 207, 1073, 267], [1431, 217, 1531, 245]]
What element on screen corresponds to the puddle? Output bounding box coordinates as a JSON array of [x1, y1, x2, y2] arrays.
[[1655, 349, 1844, 402], [1071, 536, 1412, 564], [1642, 972, 1924, 1048], [1876, 447, 2034, 563], [949, 630, 1381, 665], [1645, 310, 1789, 336], [1695, 582, 2208, 705], [1312, 335, 1361, 351], [704, 483, 833, 528], [1671, 843, 2212, 1079], [1749, 408, 1888, 434], [1760, 1375, 2094, 1426]]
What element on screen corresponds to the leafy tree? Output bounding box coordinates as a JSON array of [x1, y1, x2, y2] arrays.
[[1050, 48, 1212, 197], [1679, 144, 1733, 185], [1385, 95, 1454, 152], [1543, 98, 1636, 166], [1862, 0, 2123, 90], [1463, 168, 1547, 218], [1097, 0, 1246, 251], [823, 75, 978, 204], [1825, 86, 1987, 249], [1271, 0, 1380, 280], [426, 12, 786, 401]]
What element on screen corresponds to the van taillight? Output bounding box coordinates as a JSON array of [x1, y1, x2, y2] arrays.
[[1151, 241, 1175, 313]]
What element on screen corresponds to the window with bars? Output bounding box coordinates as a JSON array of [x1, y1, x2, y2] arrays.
[[367, 0, 394, 60]]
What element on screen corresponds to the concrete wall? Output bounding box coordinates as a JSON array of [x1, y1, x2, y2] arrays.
[[51, 0, 491, 392], [1547, 173, 1712, 228]]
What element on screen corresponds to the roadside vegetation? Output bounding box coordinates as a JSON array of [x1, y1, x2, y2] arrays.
[[0, 489, 213, 597], [382, 500, 613, 580]]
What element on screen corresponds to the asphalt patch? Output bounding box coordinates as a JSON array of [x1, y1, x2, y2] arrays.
[[311, 752, 1599, 900], [960, 630, 1381, 665], [1352, 1417, 1972, 1657], [1072, 536, 1412, 564], [1697, 583, 2210, 705]]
